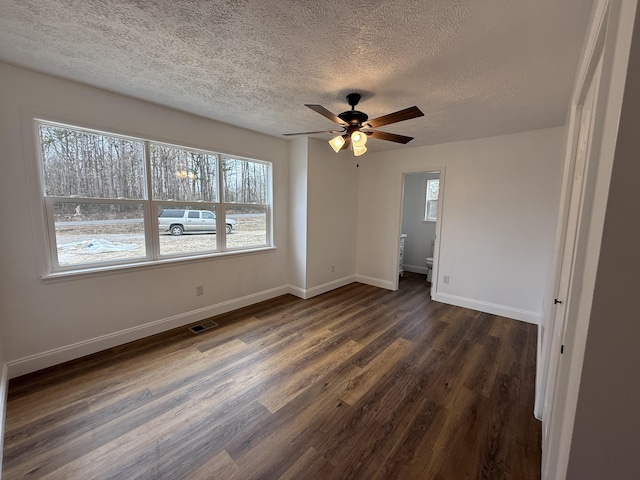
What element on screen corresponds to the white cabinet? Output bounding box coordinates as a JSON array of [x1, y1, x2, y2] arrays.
[[399, 234, 407, 277]]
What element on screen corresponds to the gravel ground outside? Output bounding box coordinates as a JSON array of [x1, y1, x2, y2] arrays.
[[55, 216, 266, 266]]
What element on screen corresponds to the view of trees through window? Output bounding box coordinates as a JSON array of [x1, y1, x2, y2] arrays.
[[38, 122, 271, 270], [40, 126, 145, 199], [151, 144, 218, 202]]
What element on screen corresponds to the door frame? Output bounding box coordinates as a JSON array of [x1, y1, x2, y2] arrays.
[[538, 9, 607, 421], [540, 4, 607, 475], [395, 167, 445, 295], [540, 0, 638, 478], [541, 44, 603, 473]]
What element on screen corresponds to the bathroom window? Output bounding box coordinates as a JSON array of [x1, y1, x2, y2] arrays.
[[424, 179, 439, 222]]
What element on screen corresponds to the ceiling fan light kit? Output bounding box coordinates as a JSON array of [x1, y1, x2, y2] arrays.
[[351, 131, 367, 147], [284, 93, 424, 157], [353, 145, 367, 157], [329, 135, 346, 153]]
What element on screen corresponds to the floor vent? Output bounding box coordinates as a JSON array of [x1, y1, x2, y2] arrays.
[[189, 321, 219, 334]]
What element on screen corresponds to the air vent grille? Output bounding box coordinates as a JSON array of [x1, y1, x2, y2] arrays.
[[189, 321, 219, 334]]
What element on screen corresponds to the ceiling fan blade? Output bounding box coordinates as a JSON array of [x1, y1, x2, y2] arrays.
[[305, 104, 346, 125], [365, 106, 424, 129], [366, 130, 414, 144], [282, 129, 342, 136]]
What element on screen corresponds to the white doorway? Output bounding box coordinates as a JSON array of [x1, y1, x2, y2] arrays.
[[397, 169, 443, 294]]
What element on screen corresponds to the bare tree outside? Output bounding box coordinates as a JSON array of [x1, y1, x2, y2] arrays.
[[151, 145, 218, 202], [40, 125, 145, 199]]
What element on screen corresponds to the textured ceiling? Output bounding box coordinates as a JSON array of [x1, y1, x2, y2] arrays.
[[0, 0, 594, 151]]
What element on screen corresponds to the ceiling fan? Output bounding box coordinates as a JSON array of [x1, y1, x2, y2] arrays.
[[283, 93, 424, 156]]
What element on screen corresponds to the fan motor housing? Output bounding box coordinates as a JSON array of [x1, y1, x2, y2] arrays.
[[338, 110, 368, 126]]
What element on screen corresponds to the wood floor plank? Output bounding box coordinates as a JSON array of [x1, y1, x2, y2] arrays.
[[187, 450, 239, 480], [3, 273, 541, 480], [328, 372, 443, 477], [5, 391, 193, 478], [39, 395, 265, 480], [5, 338, 204, 431], [108, 401, 267, 480], [411, 387, 486, 479], [488, 314, 514, 339], [349, 308, 424, 368], [278, 447, 335, 480], [258, 339, 363, 413], [338, 337, 414, 406], [464, 335, 502, 398], [372, 398, 447, 480]]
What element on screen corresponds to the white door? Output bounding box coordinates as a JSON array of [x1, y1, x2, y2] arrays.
[[540, 51, 603, 475]]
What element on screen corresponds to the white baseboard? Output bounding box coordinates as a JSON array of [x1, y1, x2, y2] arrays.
[[7, 285, 290, 379], [355, 274, 395, 291], [433, 292, 541, 325], [287, 284, 306, 299], [0, 362, 8, 474], [403, 264, 428, 274], [288, 275, 356, 300]]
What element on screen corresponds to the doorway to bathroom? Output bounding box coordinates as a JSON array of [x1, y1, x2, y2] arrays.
[[398, 169, 443, 294]]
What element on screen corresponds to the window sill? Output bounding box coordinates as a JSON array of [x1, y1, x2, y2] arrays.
[[41, 246, 277, 283]]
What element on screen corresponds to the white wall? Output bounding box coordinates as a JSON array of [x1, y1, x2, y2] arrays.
[[0, 63, 290, 377], [356, 127, 566, 323], [287, 137, 359, 298], [288, 137, 309, 292], [401, 172, 439, 273], [305, 138, 358, 293]]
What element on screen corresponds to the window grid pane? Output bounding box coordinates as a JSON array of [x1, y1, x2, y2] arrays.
[[52, 201, 146, 267], [157, 204, 219, 256], [425, 179, 440, 222], [222, 157, 268, 204], [224, 205, 268, 249], [150, 144, 218, 202], [39, 124, 145, 199]]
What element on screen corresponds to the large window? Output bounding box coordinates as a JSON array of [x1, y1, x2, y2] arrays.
[[37, 121, 272, 273]]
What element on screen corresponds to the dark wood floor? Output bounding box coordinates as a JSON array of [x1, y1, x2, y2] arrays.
[[3, 273, 541, 479]]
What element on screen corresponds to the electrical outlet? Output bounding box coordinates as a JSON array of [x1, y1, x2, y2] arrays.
[[196, 285, 204, 296], [331, 265, 335, 273], [443, 275, 450, 284]]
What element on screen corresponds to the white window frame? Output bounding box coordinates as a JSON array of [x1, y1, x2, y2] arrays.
[[424, 178, 439, 222], [36, 119, 273, 275]]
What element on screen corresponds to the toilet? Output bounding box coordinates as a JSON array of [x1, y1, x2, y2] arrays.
[[425, 257, 433, 282], [425, 238, 435, 282]]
